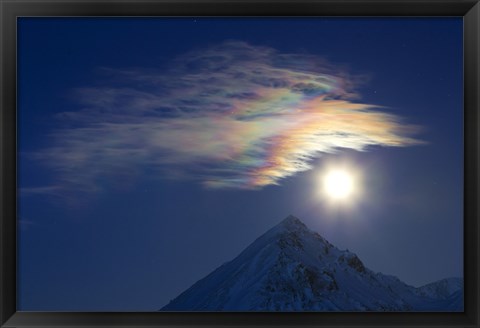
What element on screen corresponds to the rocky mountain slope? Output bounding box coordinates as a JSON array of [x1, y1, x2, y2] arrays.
[[161, 215, 463, 311]]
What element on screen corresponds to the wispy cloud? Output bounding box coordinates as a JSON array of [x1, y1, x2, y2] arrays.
[[30, 41, 422, 192], [20, 185, 64, 196], [17, 217, 38, 230]]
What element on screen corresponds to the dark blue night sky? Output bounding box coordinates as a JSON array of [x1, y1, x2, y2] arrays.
[[18, 17, 463, 311]]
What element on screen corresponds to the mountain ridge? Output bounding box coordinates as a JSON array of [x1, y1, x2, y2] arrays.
[[161, 215, 463, 311]]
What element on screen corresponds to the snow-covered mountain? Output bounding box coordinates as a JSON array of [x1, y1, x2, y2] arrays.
[[415, 277, 463, 299], [161, 215, 463, 311]]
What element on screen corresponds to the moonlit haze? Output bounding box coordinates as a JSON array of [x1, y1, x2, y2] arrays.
[[323, 169, 355, 200]]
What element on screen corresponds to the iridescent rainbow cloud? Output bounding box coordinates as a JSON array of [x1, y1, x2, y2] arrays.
[[32, 41, 422, 192]]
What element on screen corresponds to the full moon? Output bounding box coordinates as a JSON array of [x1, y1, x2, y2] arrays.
[[323, 170, 354, 200]]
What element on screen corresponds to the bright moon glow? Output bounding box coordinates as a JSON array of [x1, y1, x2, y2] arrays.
[[323, 170, 354, 200]]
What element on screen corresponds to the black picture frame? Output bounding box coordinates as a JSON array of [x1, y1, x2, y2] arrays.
[[1, 0, 479, 327]]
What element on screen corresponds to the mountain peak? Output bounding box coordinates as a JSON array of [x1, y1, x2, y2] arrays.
[[278, 214, 307, 229], [161, 215, 463, 312]]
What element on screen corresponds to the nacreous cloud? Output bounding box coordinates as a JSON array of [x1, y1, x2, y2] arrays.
[[34, 41, 422, 192]]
